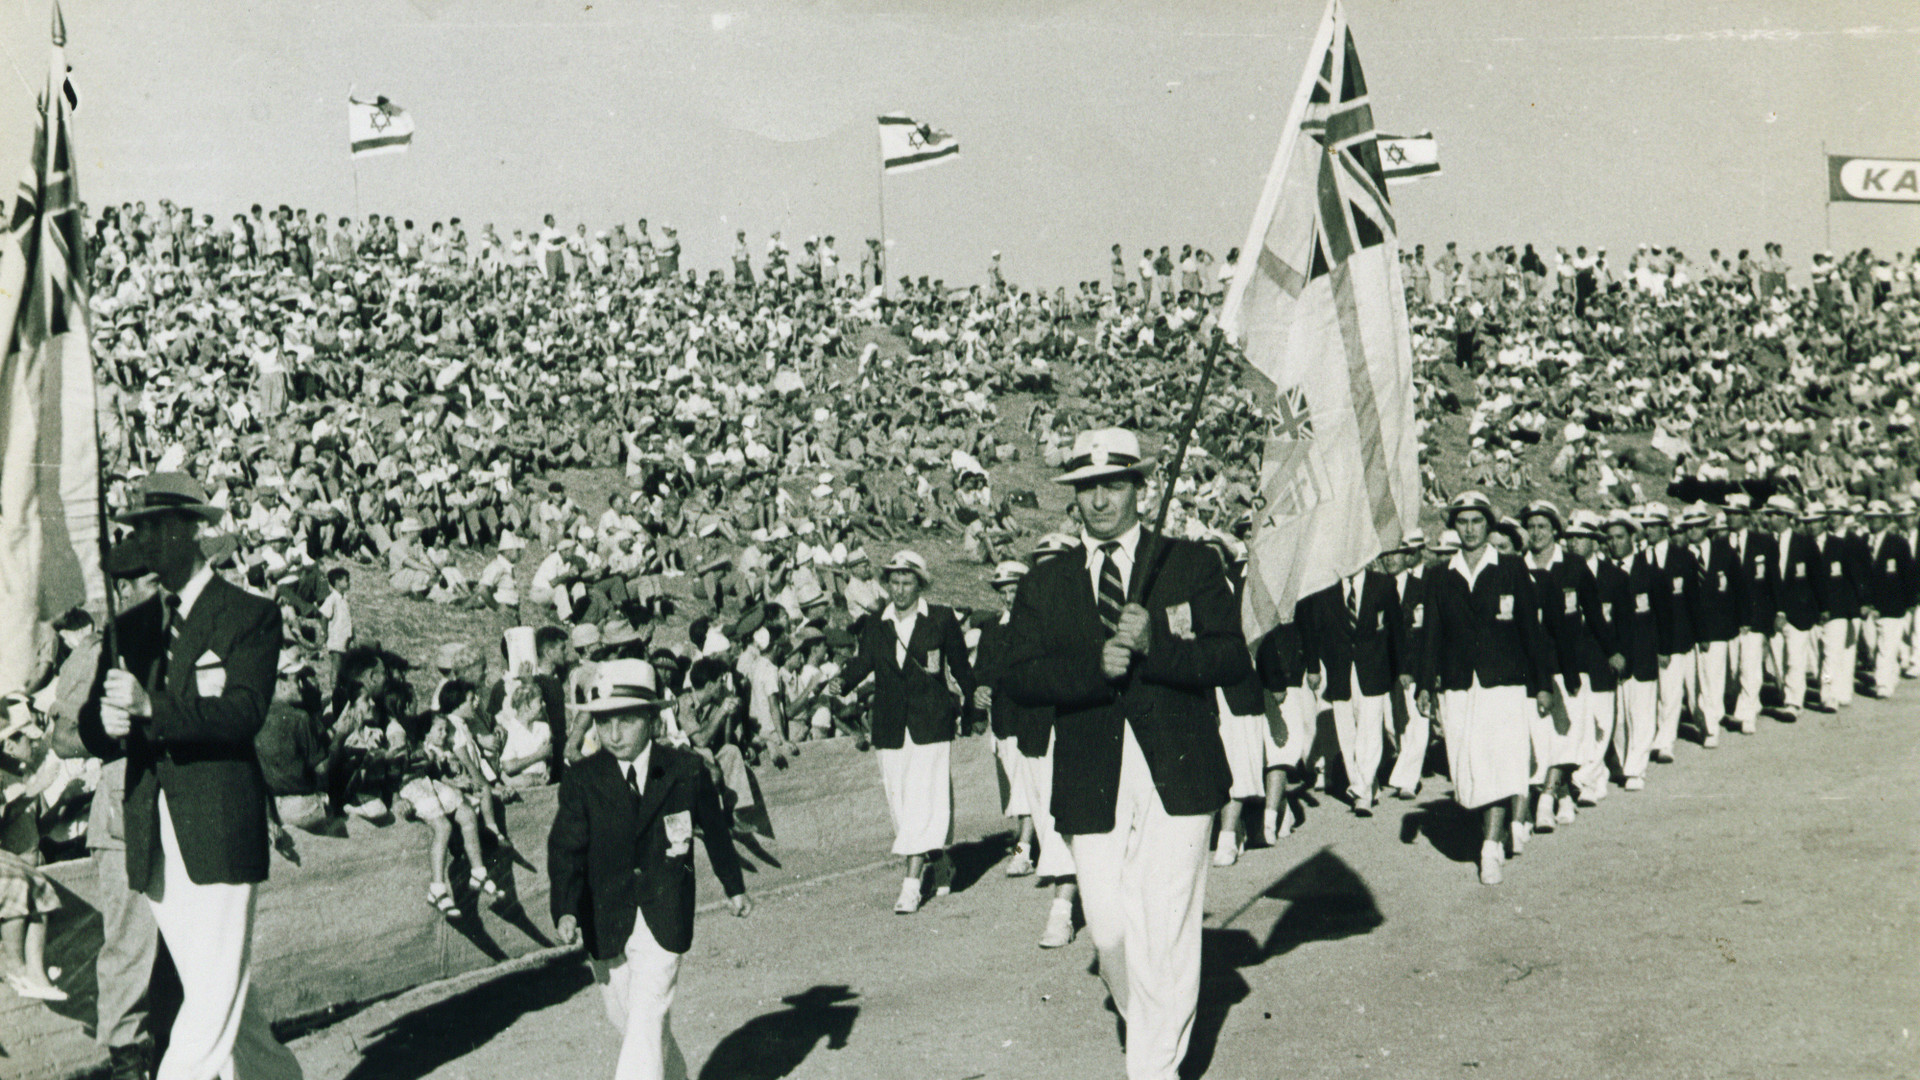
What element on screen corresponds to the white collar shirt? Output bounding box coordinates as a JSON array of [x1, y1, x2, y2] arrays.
[[881, 598, 929, 666], [1081, 522, 1143, 602], [167, 562, 217, 622], [621, 742, 654, 796], [1449, 545, 1499, 590]]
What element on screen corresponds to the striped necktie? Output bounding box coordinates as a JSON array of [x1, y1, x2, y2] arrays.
[[1097, 541, 1126, 634], [155, 593, 182, 689]]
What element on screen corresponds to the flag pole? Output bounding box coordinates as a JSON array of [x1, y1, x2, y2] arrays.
[[875, 122, 888, 299], [1132, 326, 1227, 603], [1821, 141, 1832, 250]]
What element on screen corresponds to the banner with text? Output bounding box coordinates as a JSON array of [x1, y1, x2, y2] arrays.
[[1828, 155, 1920, 204]]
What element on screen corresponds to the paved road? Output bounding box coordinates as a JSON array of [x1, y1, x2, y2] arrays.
[[290, 692, 1920, 1080]]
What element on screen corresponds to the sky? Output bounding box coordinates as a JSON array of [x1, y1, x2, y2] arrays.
[[1, 0, 1916, 287]]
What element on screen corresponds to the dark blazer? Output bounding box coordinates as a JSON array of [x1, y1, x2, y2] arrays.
[[1217, 568, 1267, 716], [547, 744, 745, 961], [81, 574, 281, 891], [1297, 572, 1405, 701], [1690, 537, 1743, 644], [1862, 530, 1915, 617], [1528, 551, 1604, 695], [1813, 533, 1863, 621], [974, 616, 1054, 756], [1728, 530, 1777, 633], [1600, 555, 1658, 683], [1253, 613, 1308, 693], [1003, 532, 1248, 835], [1771, 529, 1822, 631], [838, 603, 975, 750], [1638, 542, 1701, 656], [1421, 551, 1556, 696], [1396, 569, 1434, 691], [1573, 555, 1623, 693]]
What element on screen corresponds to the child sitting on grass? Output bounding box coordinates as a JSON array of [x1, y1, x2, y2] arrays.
[[395, 681, 504, 918]]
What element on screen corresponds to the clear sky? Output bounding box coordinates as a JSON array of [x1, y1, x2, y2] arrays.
[[2, 0, 1915, 287]]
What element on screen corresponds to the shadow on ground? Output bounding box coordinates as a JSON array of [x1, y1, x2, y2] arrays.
[[697, 984, 859, 1080], [1183, 847, 1384, 1079], [343, 956, 592, 1080]]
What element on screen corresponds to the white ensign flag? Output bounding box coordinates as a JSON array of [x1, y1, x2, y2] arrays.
[[878, 114, 959, 173], [349, 96, 414, 158], [1221, 0, 1421, 641]]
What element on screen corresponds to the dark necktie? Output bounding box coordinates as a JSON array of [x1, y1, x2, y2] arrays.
[[627, 762, 643, 798], [1345, 579, 1360, 626], [154, 593, 182, 690], [1097, 541, 1125, 634]]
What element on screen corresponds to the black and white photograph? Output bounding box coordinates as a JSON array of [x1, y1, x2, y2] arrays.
[[0, 1, 1914, 1078]]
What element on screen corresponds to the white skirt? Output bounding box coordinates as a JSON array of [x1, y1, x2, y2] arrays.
[[1440, 678, 1532, 810], [1263, 684, 1320, 769], [1531, 675, 1583, 780], [1018, 739, 1074, 879], [995, 735, 1032, 818], [877, 731, 953, 856], [1216, 688, 1269, 799]]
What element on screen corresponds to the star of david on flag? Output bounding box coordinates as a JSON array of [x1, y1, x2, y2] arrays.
[[879, 113, 960, 174], [349, 95, 414, 159], [1377, 132, 1441, 185]]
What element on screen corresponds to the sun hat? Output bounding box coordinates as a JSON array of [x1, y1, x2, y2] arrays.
[[1444, 490, 1494, 526], [1054, 428, 1154, 486], [990, 560, 1029, 587], [113, 472, 226, 525], [881, 550, 931, 585], [1519, 499, 1563, 533], [580, 658, 665, 713]]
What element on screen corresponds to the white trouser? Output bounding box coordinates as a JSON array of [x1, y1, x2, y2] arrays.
[[1571, 686, 1615, 799], [1816, 617, 1855, 707], [1386, 684, 1429, 793], [995, 735, 1031, 818], [1019, 740, 1075, 879], [1329, 684, 1387, 801], [1867, 614, 1905, 696], [149, 793, 304, 1080], [1769, 624, 1811, 713], [1728, 630, 1765, 725], [1653, 652, 1692, 754], [1692, 639, 1729, 729], [592, 922, 686, 1080], [1904, 608, 1920, 676], [1067, 723, 1211, 1080], [1614, 678, 1658, 780]]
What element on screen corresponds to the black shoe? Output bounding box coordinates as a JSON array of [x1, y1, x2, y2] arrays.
[[106, 1042, 153, 1080]]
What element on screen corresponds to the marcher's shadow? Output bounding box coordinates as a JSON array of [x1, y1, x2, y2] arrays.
[[1180, 929, 1257, 1080], [342, 956, 592, 1080], [732, 830, 782, 871], [696, 984, 859, 1080], [38, 878, 103, 1033], [945, 832, 1015, 895], [1399, 799, 1483, 863]]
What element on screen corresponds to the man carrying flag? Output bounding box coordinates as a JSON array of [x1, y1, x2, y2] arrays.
[[1221, 0, 1422, 653]]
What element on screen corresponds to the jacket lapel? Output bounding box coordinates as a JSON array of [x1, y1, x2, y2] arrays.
[[630, 752, 675, 840], [168, 578, 220, 697]]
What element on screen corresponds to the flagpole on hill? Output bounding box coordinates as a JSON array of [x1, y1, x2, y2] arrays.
[[349, 85, 361, 220], [875, 123, 888, 299]]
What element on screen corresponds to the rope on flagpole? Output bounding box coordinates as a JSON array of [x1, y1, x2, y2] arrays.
[[1133, 325, 1227, 604]]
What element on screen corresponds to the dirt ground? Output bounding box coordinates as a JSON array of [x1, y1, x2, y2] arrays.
[[285, 682, 1920, 1080]]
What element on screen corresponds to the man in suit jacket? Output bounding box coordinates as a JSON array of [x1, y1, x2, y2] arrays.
[[1564, 511, 1625, 805], [1681, 504, 1740, 747], [1634, 503, 1702, 764], [1297, 564, 1407, 815], [1002, 428, 1249, 1080], [549, 658, 750, 1080], [835, 550, 976, 914], [1721, 495, 1776, 734], [1806, 501, 1864, 711], [1763, 495, 1821, 718], [1860, 500, 1914, 698], [1601, 511, 1661, 790], [86, 473, 304, 1080]]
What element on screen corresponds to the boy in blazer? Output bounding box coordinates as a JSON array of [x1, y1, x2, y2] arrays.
[[86, 473, 304, 1080], [1721, 495, 1777, 734], [548, 658, 751, 1080], [1297, 564, 1408, 816], [1002, 428, 1249, 1080], [833, 550, 976, 914], [1764, 495, 1822, 718]]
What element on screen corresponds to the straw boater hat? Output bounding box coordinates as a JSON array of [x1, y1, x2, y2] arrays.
[[1429, 529, 1463, 555], [1763, 493, 1799, 517], [1865, 499, 1895, 518], [1443, 490, 1494, 526], [881, 550, 931, 585], [579, 658, 665, 714], [990, 560, 1029, 588], [1724, 492, 1753, 513], [1799, 500, 1827, 522], [1030, 532, 1080, 561], [1678, 503, 1714, 528], [1054, 428, 1154, 486], [1518, 499, 1563, 533], [114, 472, 225, 525], [1604, 508, 1640, 534], [1566, 509, 1607, 539], [1638, 502, 1673, 528]]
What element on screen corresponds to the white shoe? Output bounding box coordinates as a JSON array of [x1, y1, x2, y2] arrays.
[[1703, 732, 1721, 749], [1532, 793, 1555, 834], [1005, 844, 1035, 878], [894, 878, 922, 915], [1509, 821, 1528, 857], [1555, 796, 1577, 826], [1212, 840, 1239, 867], [1479, 842, 1504, 885], [1039, 899, 1075, 948], [1623, 776, 1646, 791]]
